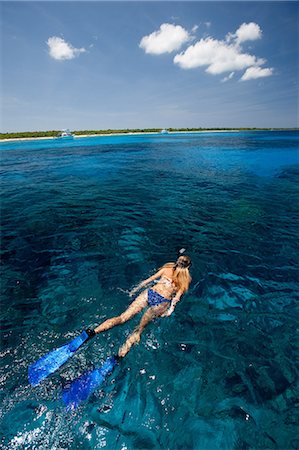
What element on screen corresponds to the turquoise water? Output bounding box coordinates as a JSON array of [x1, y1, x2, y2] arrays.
[[1, 131, 298, 449]]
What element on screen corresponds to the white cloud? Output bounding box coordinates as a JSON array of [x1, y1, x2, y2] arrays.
[[235, 22, 262, 44], [221, 72, 235, 83], [173, 37, 264, 74], [139, 23, 191, 55], [226, 22, 262, 45], [47, 36, 86, 60], [241, 66, 274, 81], [142, 21, 273, 82]]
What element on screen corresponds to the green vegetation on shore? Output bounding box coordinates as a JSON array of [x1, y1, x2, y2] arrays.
[[0, 127, 298, 140]]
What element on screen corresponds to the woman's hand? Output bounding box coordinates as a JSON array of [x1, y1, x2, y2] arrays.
[[129, 288, 138, 297], [161, 305, 175, 317], [129, 270, 164, 298]]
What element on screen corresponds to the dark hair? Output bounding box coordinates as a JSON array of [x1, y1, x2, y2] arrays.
[[174, 255, 192, 269]]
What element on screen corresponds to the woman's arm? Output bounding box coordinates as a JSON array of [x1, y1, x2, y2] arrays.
[[129, 269, 164, 297]]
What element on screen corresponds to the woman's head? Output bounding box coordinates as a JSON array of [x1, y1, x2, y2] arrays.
[[162, 255, 192, 293], [174, 255, 192, 270]]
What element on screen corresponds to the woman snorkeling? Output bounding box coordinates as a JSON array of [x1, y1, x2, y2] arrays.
[[91, 254, 192, 358], [28, 254, 192, 393]]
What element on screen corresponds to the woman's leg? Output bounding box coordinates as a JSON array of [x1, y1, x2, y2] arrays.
[[94, 291, 148, 334], [118, 303, 169, 357]]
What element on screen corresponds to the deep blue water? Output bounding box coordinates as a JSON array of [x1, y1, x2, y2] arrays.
[[1, 131, 298, 449]]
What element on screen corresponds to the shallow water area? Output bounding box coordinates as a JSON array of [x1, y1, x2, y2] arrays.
[[1, 131, 298, 449]]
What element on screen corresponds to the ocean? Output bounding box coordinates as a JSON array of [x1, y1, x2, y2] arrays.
[[1, 130, 298, 449]]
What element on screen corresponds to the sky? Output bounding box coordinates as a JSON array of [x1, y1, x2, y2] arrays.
[[1, 1, 298, 132]]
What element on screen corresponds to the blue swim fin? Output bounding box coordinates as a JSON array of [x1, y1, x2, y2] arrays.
[[62, 355, 118, 410], [28, 329, 95, 386]]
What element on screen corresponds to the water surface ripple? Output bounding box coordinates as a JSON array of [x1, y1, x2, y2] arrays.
[[1, 131, 298, 449]]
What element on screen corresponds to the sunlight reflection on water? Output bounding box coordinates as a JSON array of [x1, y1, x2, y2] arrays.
[[1, 131, 298, 449]]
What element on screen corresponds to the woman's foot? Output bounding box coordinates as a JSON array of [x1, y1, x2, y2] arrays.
[[85, 328, 96, 339]]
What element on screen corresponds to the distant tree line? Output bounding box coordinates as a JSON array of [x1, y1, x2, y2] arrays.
[[0, 130, 60, 139], [1, 127, 298, 140]]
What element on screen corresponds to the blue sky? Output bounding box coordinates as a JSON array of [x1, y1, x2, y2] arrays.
[[1, 1, 298, 131]]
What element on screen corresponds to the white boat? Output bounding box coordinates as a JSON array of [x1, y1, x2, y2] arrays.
[[161, 128, 168, 134], [56, 129, 74, 139]]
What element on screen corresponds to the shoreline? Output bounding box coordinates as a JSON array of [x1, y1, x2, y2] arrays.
[[0, 129, 296, 143], [0, 130, 239, 143]]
